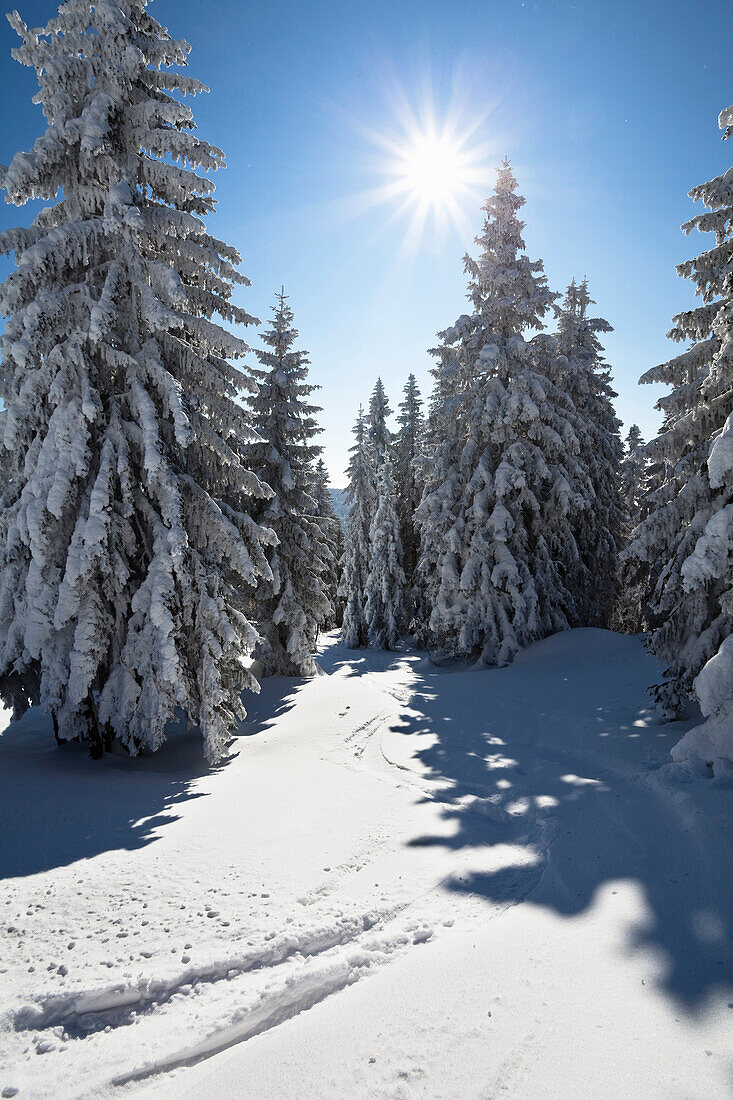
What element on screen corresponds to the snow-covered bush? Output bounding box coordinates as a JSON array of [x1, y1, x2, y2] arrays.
[[0, 1, 274, 760]]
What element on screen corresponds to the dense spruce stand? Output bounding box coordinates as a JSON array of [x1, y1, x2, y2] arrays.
[[613, 424, 649, 634], [0, 0, 730, 785], [394, 373, 425, 595], [553, 277, 624, 629], [312, 457, 344, 629], [414, 162, 591, 664], [365, 453, 406, 650]]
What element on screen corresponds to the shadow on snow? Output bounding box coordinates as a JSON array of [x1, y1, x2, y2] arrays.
[[388, 628, 733, 1010], [0, 673, 306, 880]]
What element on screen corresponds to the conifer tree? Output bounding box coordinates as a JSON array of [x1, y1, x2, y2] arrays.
[[415, 162, 590, 664], [394, 374, 424, 586], [613, 425, 649, 633], [312, 457, 342, 629], [340, 407, 373, 648], [0, 1, 274, 761], [367, 377, 392, 469], [365, 457, 405, 650], [554, 279, 623, 627], [626, 105, 733, 768], [619, 425, 649, 524], [246, 291, 331, 675]]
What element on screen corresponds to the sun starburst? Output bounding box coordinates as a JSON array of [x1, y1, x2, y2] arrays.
[[365, 95, 496, 253]]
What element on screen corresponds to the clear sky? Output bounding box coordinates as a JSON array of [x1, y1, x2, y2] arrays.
[[0, 0, 730, 484]]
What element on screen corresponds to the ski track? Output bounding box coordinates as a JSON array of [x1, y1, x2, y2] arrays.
[[11, 902, 437, 1091]]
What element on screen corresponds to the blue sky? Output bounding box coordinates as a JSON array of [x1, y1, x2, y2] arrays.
[[1, 0, 730, 483]]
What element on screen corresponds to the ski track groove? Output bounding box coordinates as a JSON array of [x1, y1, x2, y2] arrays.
[[13, 902, 416, 1037], [109, 916, 437, 1087]]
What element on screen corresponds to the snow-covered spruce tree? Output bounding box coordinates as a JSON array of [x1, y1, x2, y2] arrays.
[[246, 291, 331, 676], [312, 457, 343, 629], [364, 456, 405, 650], [415, 161, 589, 664], [613, 425, 649, 633], [362, 376, 407, 646], [554, 278, 624, 628], [619, 425, 649, 526], [394, 373, 424, 586], [367, 376, 392, 468], [0, 2, 275, 761], [625, 105, 733, 766], [340, 407, 373, 648]]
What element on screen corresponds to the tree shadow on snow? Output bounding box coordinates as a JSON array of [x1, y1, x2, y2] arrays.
[[0, 659, 339, 880], [0, 709, 229, 879], [397, 629, 733, 1009], [317, 638, 417, 679], [233, 674, 309, 738]]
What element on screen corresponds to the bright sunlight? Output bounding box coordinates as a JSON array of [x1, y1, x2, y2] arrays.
[[393, 128, 473, 210], [380, 115, 490, 248], [342, 75, 497, 256]]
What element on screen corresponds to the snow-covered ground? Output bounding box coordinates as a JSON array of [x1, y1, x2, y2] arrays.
[[1, 629, 732, 1099]]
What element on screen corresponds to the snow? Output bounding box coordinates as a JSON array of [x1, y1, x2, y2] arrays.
[[1, 629, 732, 1098]]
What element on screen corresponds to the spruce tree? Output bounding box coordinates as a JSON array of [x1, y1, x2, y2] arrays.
[[626, 105, 733, 762], [613, 425, 649, 633], [365, 457, 406, 650], [554, 279, 623, 628], [312, 457, 342, 629], [246, 291, 330, 676], [0, 1, 274, 761], [394, 374, 424, 587], [367, 377, 392, 468], [340, 407, 373, 648], [619, 425, 649, 525], [415, 162, 590, 664]]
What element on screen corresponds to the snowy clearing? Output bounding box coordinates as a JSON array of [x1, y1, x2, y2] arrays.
[[1, 629, 732, 1099]]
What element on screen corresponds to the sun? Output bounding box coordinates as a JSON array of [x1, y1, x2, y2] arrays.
[[331, 71, 500, 255], [391, 128, 474, 213], [370, 105, 495, 252]]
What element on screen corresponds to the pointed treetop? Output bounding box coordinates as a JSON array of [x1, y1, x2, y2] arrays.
[[352, 403, 366, 438], [368, 377, 392, 459], [495, 157, 518, 193], [562, 278, 595, 318], [465, 162, 557, 337], [398, 373, 423, 421]]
